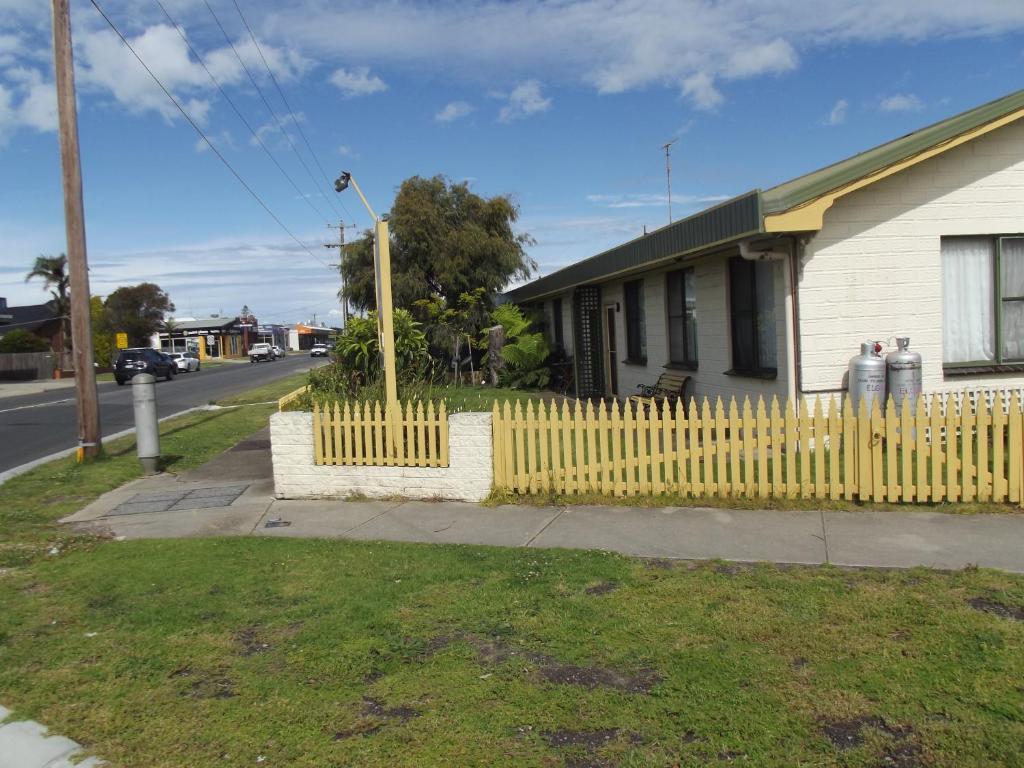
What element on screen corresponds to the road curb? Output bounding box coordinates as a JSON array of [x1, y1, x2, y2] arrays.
[[0, 405, 209, 486]]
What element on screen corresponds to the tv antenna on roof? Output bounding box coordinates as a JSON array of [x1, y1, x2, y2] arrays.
[[662, 138, 678, 225]]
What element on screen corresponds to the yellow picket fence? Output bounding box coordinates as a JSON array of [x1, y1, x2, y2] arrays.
[[313, 400, 449, 467], [491, 394, 1024, 505], [278, 385, 309, 412]]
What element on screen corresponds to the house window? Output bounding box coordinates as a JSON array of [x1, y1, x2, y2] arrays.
[[623, 279, 646, 364], [728, 257, 777, 374], [942, 235, 1024, 365], [667, 268, 697, 368], [551, 297, 564, 352]]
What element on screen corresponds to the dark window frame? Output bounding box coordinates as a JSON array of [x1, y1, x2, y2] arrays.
[[623, 279, 647, 365], [942, 234, 1024, 372], [551, 297, 564, 352], [727, 257, 777, 377], [666, 268, 698, 369]]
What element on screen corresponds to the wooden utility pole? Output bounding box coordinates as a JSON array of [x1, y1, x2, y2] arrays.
[[52, 0, 101, 458], [325, 220, 353, 330]]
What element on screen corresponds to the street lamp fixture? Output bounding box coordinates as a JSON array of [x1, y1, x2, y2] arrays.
[[334, 171, 399, 417]]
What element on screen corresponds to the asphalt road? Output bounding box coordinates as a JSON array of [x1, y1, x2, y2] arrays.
[[0, 354, 326, 474]]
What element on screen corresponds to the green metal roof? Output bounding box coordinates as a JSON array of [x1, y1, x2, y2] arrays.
[[507, 89, 1024, 303], [505, 191, 761, 303]]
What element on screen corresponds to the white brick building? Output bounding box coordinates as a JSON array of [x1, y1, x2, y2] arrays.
[[508, 90, 1024, 406]]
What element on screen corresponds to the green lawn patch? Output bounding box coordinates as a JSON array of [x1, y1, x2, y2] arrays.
[[216, 371, 312, 407], [0, 542, 1021, 767]]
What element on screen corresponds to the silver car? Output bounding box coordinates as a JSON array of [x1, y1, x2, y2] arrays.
[[169, 351, 200, 372]]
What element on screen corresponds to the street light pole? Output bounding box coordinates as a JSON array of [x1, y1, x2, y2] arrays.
[[334, 172, 399, 416], [52, 0, 101, 459]]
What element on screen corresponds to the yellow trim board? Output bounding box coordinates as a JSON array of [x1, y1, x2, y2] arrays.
[[764, 106, 1024, 233]]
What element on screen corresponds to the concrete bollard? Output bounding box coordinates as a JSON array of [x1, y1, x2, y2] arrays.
[[132, 373, 160, 474]]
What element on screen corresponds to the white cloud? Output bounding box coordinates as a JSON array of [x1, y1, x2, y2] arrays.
[[880, 93, 924, 112], [71, 23, 304, 125], [435, 100, 474, 122], [826, 98, 848, 125], [0, 66, 56, 142], [0, 34, 22, 67], [266, 0, 1024, 110], [722, 39, 798, 78], [498, 80, 551, 122], [680, 72, 722, 110], [328, 66, 388, 98], [337, 144, 354, 156]]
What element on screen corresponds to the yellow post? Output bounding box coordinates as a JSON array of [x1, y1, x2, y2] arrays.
[[375, 217, 399, 415]]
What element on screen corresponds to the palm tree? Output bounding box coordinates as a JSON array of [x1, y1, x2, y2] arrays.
[[25, 254, 70, 368]]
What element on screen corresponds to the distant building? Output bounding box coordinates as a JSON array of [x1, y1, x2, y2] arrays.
[[288, 322, 335, 351], [256, 323, 289, 350], [157, 316, 252, 360]]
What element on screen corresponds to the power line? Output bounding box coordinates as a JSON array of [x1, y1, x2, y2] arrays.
[[230, 0, 357, 226], [202, 0, 346, 222], [88, 0, 332, 271], [153, 0, 331, 226]]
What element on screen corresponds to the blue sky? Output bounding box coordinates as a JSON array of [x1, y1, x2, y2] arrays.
[[1, 0, 1022, 327]]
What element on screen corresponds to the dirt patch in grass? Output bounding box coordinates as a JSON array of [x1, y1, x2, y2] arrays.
[[333, 697, 419, 741], [585, 581, 618, 595], [822, 716, 916, 760], [361, 696, 420, 722], [967, 596, 1024, 621], [880, 742, 923, 767], [425, 631, 662, 694], [542, 728, 621, 749], [235, 625, 271, 655], [186, 675, 236, 700], [537, 663, 661, 693], [644, 558, 676, 570]]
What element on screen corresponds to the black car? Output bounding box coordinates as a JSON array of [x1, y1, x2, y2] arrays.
[[115, 348, 177, 385]]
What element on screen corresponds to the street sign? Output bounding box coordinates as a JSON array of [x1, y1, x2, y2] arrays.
[[115, 332, 128, 349]]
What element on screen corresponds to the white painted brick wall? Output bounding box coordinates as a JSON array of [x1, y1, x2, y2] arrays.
[[592, 259, 788, 406], [270, 411, 494, 502], [801, 118, 1024, 396]]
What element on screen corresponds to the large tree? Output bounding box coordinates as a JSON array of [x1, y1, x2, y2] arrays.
[[104, 283, 175, 347], [340, 175, 535, 312], [25, 254, 70, 367]]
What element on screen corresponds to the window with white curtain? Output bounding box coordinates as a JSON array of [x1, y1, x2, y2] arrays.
[[941, 235, 1024, 365]]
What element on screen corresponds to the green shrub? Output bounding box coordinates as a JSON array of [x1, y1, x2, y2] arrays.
[[333, 309, 429, 382], [0, 329, 51, 353], [483, 303, 550, 388]]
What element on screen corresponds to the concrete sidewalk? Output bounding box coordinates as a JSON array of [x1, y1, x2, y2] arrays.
[[0, 705, 102, 768], [60, 429, 1024, 573]]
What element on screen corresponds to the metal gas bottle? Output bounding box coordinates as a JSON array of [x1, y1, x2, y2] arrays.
[[886, 337, 923, 414], [849, 342, 886, 415]]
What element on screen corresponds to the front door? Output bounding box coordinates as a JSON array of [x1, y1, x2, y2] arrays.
[[603, 304, 618, 397]]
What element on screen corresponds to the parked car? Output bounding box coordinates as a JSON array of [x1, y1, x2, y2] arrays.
[[114, 348, 177, 384], [310, 343, 330, 357], [249, 342, 275, 363], [271, 345, 285, 358], [169, 351, 200, 373]]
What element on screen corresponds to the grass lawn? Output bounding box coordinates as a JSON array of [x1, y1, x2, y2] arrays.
[[0, 377, 1022, 767]]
